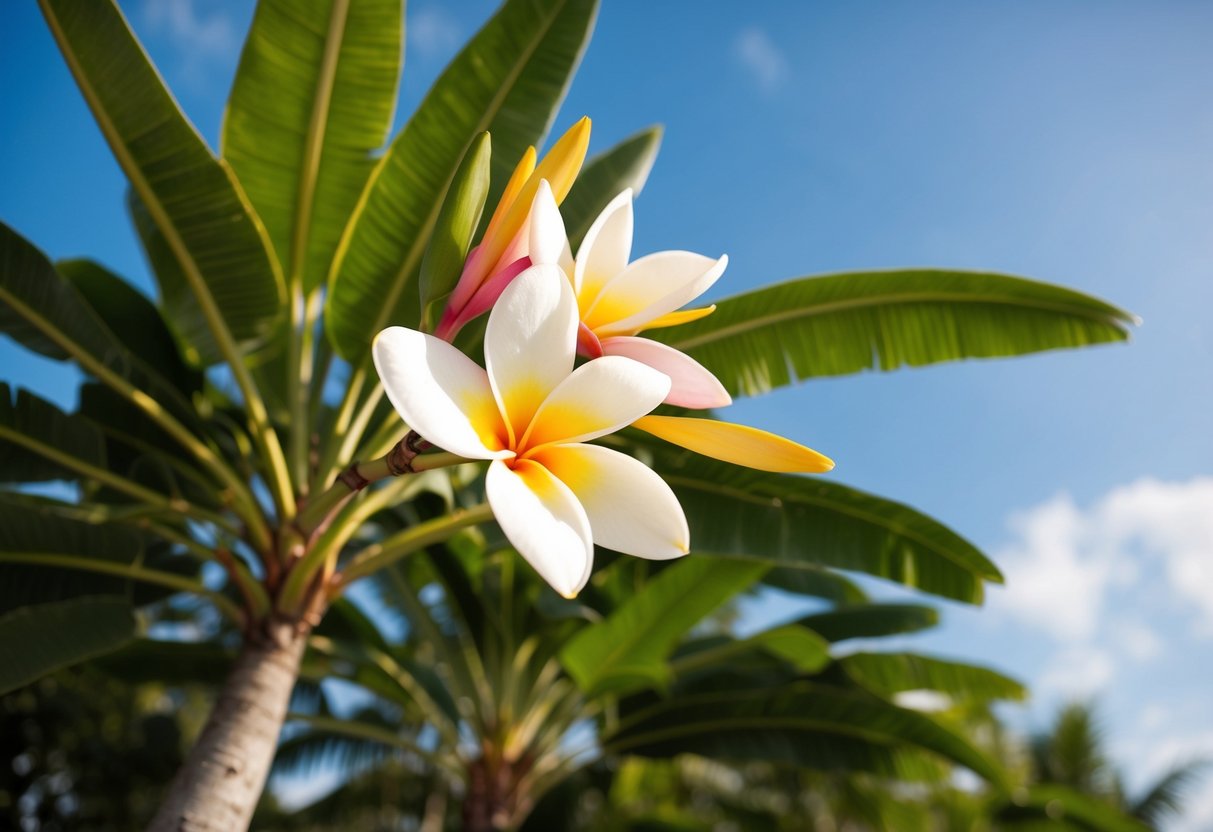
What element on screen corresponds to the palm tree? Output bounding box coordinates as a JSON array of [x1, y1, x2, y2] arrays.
[[1, 0, 1133, 828], [1026, 702, 1208, 829]]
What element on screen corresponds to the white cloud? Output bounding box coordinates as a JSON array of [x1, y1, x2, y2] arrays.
[[992, 478, 1213, 640], [1036, 646, 1115, 697], [141, 0, 238, 61], [732, 26, 787, 93], [408, 7, 461, 60]]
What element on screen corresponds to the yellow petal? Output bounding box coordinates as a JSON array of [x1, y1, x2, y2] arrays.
[[638, 305, 717, 332], [480, 117, 591, 278], [633, 415, 835, 474], [481, 145, 537, 249]]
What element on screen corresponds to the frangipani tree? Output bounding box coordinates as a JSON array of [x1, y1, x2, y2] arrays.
[[0, 0, 1134, 829]]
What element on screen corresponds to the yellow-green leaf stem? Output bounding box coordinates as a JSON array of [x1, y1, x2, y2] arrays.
[[338, 503, 494, 586]]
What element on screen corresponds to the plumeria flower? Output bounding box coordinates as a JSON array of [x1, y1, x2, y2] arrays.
[[526, 180, 836, 475], [434, 117, 592, 342], [527, 181, 732, 409], [374, 265, 689, 598]]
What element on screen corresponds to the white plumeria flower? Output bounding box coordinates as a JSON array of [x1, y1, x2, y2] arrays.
[[528, 180, 733, 410], [373, 266, 690, 598]]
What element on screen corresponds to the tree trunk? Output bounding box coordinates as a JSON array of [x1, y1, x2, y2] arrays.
[[147, 618, 308, 832]]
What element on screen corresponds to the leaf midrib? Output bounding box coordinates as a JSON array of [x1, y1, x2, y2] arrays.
[[665, 285, 1132, 352]]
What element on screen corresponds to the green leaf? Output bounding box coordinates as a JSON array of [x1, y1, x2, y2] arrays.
[[0, 597, 139, 695], [673, 624, 831, 678], [0, 223, 195, 424], [326, 0, 598, 361], [653, 270, 1136, 398], [561, 125, 662, 250], [0, 494, 143, 614], [40, 0, 285, 365], [0, 383, 105, 484], [419, 132, 492, 332], [798, 604, 939, 643], [996, 785, 1151, 832], [56, 259, 199, 392], [645, 445, 1001, 604], [223, 0, 402, 293], [560, 557, 768, 696], [762, 565, 868, 604], [841, 652, 1026, 702], [94, 637, 235, 685], [605, 681, 1007, 787]]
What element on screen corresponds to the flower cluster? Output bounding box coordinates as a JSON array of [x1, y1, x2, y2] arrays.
[[374, 120, 832, 597]]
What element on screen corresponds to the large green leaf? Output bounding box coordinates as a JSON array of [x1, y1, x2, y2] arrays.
[[56, 259, 199, 392], [560, 557, 767, 696], [644, 445, 1000, 604], [0, 597, 139, 695], [326, 0, 598, 361], [653, 270, 1136, 398], [995, 785, 1150, 832], [562, 125, 662, 250], [841, 652, 1026, 703], [798, 604, 940, 643], [605, 681, 1007, 787], [0, 384, 105, 484], [40, 0, 285, 365], [0, 493, 202, 615], [672, 624, 831, 678], [0, 223, 195, 424], [0, 494, 142, 614], [223, 0, 402, 293]]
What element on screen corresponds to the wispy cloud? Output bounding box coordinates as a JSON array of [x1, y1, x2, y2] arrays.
[[732, 26, 787, 93], [139, 0, 238, 91], [993, 477, 1213, 641], [407, 7, 461, 61]]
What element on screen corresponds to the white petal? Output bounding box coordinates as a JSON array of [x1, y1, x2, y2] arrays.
[[484, 264, 578, 444], [574, 189, 633, 308], [522, 355, 669, 449], [585, 251, 728, 338], [527, 180, 575, 273], [533, 444, 689, 559], [601, 336, 732, 409], [372, 327, 509, 459], [486, 459, 593, 597]]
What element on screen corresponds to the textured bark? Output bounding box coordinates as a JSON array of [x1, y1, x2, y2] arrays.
[[146, 619, 308, 832]]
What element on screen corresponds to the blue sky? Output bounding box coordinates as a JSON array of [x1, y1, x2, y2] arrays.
[[3, 0, 1213, 826]]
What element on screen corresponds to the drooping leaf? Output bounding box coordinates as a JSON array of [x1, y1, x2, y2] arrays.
[[560, 557, 768, 696], [40, 0, 286, 365], [653, 270, 1136, 398], [798, 604, 939, 643], [326, 0, 598, 361], [641, 444, 1000, 604], [419, 132, 492, 331], [0, 384, 105, 484], [0, 223, 195, 423], [223, 0, 402, 293], [94, 637, 236, 685], [0, 494, 143, 614], [0, 597, 139, 695], [762, 564, 868, 604], [605, 681, 1007, 787], [562, 124, 662, 250], [673, 624, 831, 678], [841, 652, 1026, 703], [995, 785, 1151, 832], [56, 258, 199, 391]]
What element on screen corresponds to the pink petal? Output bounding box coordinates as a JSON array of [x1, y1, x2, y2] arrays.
[[601, 336, 732, 409]]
